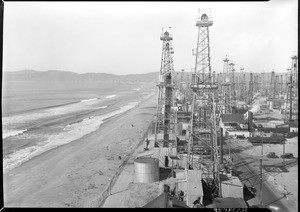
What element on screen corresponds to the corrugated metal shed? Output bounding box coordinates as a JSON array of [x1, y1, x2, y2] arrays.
[[221, 114, 245, 124], [186, 170, 203, 207]]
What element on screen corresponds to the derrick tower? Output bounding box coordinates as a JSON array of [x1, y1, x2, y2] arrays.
[[188, 9, 220, 198], [154, 30, 176, 147], [270, 71, 276, 97], [268, 71, 277, 109], [284, 53, 298, 122], [221, 55, 231, 114], [279, 75, 284, 95], [254, 74, 259, 93], [275, 75, 279, 95], [239, 66, 246, 102], [229, 61, 236, 109], [248, 73, 254, 104]]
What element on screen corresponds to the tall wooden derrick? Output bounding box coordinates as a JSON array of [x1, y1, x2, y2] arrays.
[[188, 10, 220, 198], [154, 30, 176, 148], [284, 53, 298, 122], [221, 56, 232, 114], [239, 66, 246, 102], [229, 61, 236, 109], [248, 73, 254, 104]]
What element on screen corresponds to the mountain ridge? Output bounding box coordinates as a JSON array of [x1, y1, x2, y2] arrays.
[[3, 69, 159, 82]]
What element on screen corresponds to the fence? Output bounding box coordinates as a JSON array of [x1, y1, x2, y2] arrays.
[[98, 121, 154, 207]]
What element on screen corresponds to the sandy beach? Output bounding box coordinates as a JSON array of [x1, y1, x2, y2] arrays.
[[4, 92, 158, 207]]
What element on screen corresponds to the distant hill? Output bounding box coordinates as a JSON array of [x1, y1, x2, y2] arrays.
[[2, 69, 159, 82]]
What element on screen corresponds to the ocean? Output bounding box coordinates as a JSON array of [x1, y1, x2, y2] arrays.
[[2, 79, 155, 173]]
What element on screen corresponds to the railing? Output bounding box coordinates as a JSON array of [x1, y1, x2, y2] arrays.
[[98, 122, 154, 207]]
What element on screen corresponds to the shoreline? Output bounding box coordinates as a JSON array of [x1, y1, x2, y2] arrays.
[[4, 92, 157, 207], [3, 93, 155, 174]]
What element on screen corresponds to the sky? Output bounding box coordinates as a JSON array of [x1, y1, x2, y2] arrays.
[[3, 1, 298, 75]]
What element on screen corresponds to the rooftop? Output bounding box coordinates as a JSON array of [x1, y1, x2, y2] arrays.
[[221, 114, 245, 124]]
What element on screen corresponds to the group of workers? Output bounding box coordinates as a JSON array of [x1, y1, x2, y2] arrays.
[[164, 185, 185, 202]]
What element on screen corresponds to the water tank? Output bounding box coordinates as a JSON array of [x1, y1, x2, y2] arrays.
[[201, 14, 208, 21], [134, 157, 159, 183]]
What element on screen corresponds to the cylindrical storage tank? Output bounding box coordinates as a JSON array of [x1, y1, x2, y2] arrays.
[[134, 157, 159, 183]]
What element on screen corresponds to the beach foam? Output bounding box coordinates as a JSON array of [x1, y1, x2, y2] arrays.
[[92, 105, 108, 110], [2, 97, 104, 137], [2, 129, 28, 139], [80, 98, 99, 103], [105, 95, 116, 99], [3, 101, 141, 173]]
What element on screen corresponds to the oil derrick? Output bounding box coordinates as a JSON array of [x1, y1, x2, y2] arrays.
[[239, 66, 246, 102], [270, 71, 276, 97], [284, 53, 298, 122], [235, 76, 239, 95], [221, 56, 231, 114], [248, 73, 254, 104], [268, 71, 276, 109], [253, 74, 259, 93], [275, 75, 279, 95], [229, 61, 236, 109], [261, 72, 267, 96], [188, 10, 220, 198], [279, 75, 284, 95], [154, 30, 176, 148], [179, 68, 188, 110]]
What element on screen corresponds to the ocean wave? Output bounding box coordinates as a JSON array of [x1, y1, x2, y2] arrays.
[[80, 98, 99, 103], [92, 105, 108, 110], [2, 129, 28, 139], [3, 101, 141, 173], [2, 97, 102, 129], [105, 94, 116, 99]]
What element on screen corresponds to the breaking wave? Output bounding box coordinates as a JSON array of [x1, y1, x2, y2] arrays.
[[2, 129, 28, 139], [80, 98, 99, 103], [3, 101, 140, 173], [105, 95, 116, 99]]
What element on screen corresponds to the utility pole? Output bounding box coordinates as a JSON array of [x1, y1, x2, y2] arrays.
[[260, 158, 263, 206]]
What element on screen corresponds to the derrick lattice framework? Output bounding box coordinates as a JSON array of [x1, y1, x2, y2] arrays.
[[154, 30, 176, 147], [284, 53, 298, 122], [188, 10, 220, 198], [248, 73, 254, 104], [239, 66, 246, 102], [221, 56, 231, 114], [229, 61, 236, 109]]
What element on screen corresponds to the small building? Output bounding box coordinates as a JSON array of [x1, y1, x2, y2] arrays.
[[142, 191, 189, 208], [220, 174, 244, 199], [220, 114, 247, 136], [276, 122, 298, 133], [153, 147, 177, 168], [289, 122, 298, 133]]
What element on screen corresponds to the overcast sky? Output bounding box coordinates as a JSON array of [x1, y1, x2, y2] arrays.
[[3, 1, 298, 75]]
